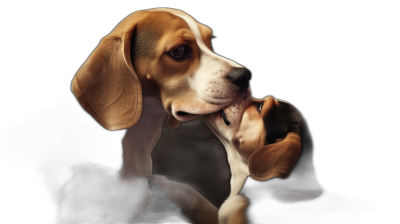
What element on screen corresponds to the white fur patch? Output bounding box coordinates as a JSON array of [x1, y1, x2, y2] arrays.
[[274, 191, 322, 203]]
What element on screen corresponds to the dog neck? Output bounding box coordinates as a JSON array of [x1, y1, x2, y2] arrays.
[[120, 97, 166, 178], [107, 98, 165, 223], [223, 143, 250, 196]]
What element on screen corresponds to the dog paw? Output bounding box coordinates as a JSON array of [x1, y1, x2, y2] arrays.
[[147, 175, 196, 209]]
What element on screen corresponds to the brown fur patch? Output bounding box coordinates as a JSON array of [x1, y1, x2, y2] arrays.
[[228, 203, 250, 224], [261, 96, 278, 116], [249, 132, 301, 181]]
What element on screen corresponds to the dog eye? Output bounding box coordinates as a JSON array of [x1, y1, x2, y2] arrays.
[[255, 102, 263, 113], [170, 45, 186, 58]]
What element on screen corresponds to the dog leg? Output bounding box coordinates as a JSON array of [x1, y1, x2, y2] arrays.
[[148, 175, 219, 224], [219, 194, 249, 224]]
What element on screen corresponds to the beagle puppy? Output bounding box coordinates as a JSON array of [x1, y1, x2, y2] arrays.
[[63, 8, 251, 222], [149, 96, 322, 223]]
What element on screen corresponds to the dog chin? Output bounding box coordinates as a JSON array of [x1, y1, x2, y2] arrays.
[[171, 102, 223, 122], [203, 96, 248, 135]]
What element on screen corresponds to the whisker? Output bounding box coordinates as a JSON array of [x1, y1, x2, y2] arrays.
[[201, 127, 221, 151], [212, 140, 221, 151], [202, 126, 219, 141]]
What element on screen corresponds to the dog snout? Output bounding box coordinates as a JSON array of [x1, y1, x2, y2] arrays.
[[227, 68, 252, 91]]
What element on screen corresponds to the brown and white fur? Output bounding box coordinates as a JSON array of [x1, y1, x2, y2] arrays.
[[62, 8, 250, 223], [149, 96, 323, 223]]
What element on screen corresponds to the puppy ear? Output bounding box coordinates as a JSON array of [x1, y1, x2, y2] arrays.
[[167, 115, 180, 129], [71, 11, 149, 130], [249, 132, 301, 181]]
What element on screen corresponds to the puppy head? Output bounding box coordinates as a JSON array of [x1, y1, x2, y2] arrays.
[[203, 96, 302, 181], [72, 8, 251, 130]]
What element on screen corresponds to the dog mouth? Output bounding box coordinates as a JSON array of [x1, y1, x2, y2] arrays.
[[220, 110, 231, 125], [177, 111, 191, 116], [173, 111, 200, 121], [172, 90, 250, 122]]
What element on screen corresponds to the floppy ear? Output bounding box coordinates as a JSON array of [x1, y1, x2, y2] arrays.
[[249, 132, 301, 181], [71, 11, 149, 130]]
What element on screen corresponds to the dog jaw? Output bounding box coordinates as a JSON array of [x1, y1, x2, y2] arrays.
[[168, 87, 250, 121], [203, 97, 249, 144]]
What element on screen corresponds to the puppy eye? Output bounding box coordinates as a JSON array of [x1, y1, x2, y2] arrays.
[[170, 45, 187, 58], [255, 102, 263, 113]]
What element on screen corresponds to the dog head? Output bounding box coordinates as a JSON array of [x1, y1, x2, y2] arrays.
[[203, 96, 304, 181], [71, 8, 251, 130]]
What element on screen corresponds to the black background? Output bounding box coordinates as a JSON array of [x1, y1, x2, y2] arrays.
[[9, 1, 384, 223]]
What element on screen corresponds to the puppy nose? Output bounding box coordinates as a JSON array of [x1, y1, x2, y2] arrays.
[[227, 68, 252, 91]]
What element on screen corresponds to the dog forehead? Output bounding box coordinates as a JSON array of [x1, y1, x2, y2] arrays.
[[137, 10, 189, 35], [147, 8, 212, 42], [262, 98, 304, 145], [148, 7, 192, 17], [147, 9, 243, 70]]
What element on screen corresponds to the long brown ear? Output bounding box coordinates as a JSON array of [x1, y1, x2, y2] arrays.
[[71, 11, 149, 130], [249, 132, 301, 181]]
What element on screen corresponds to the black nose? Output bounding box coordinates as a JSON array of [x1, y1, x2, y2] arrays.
[[227, 68, 252, 91]]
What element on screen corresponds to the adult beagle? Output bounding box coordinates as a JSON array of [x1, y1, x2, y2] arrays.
[[63, 8, 251, 222], [149, 96, 323, 223]]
